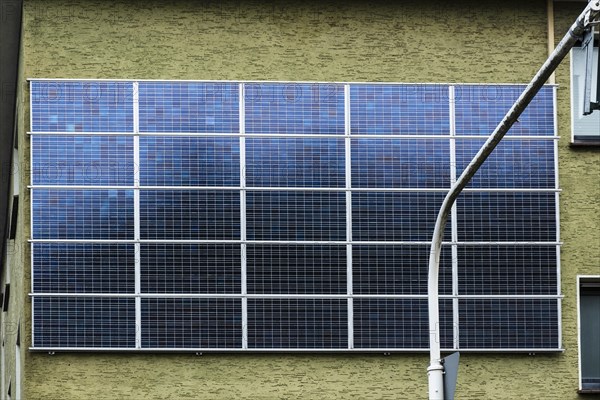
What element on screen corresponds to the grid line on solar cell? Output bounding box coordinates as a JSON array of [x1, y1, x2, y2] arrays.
[[31, 81, 134, 133], [32, 189, 134, 240], [141, 244, 241, 294], [33, 297, 135, 348], [246, 191, 346, 241], [246, 138, 345, 188], [351, 138, 451, 188], [247, 299, 348, 348], [247, 245, 347, 294], [141, 298, 242, 348], [352, 192, 449, 242], [140, 136, 240, 186], [457, 192, 557, 242], [245, 83, 345, 135], [455, 139, 555, 188], [353, 298, 454, 349], [32, 135, 134, 186], [350, 85, 450, 135], [140, 190, 241, 240], [352, 245, 453, 295], [33, 243, 135, 294], [138, 82, 239, 133], [454, 86, 554, 136], [459, 299, 559, 348], [457, 246, 558, 295]]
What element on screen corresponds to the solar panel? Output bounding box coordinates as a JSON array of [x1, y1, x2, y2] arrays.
[[30, 80, 560, 352]]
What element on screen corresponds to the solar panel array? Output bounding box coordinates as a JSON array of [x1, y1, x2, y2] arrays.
[[30, 80, 561, 351]]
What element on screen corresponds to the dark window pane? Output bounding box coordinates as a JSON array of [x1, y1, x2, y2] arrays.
[[140, 136, 240, 186], [352, 192, 448, 242], [457, 192, 556, 242], [353, 245, 452, 295], [350, 85, 450, 135], [246, 138, 345, 187], [247, 245, 346, 294], [353, 298, 453, 349], [31, 81, 133, 133], [248, 299, 347, 349], [33, 244, 135, 294], [32, 189, 134, 240], [32, 135, 134, 186], [142, 298, 242, 348], [140, 190, 240, 240], [247, 191, 345, 241], [459, 299, 559, 349], [33, 297, 135, 348], [352, 138, 450, 188], [245, 83, 345, 134], [455, 85, 554, 136], [456, 139, 555, 188], [458, 246, 557, 295], [141, 244, 241, 294], [139, 82, 239, 133]]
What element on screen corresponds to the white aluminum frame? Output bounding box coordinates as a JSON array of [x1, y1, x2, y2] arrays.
[[577, 275, 600, 391], [29, 79, 563, 352]]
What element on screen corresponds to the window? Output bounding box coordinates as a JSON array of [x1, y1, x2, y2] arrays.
[[30, 80, 561, 352], [571, 36, 600, 144], [579, 277, 600, 393]]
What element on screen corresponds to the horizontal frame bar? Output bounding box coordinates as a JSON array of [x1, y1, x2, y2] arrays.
[[28, 185, 562, 193], [28, 239, 564, 245], [29, 293, 564, 299], [28, 347, 564, 353], [28, 131, 560, 140], [27, 77, 560, 87]]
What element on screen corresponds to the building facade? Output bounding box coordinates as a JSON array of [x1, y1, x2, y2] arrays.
[[0, 0, 599, 399]]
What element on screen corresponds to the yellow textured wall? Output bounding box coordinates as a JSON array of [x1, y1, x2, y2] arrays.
[[15, 1, 599, 399]]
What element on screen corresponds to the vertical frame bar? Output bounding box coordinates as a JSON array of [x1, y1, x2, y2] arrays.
[[449, 86, 460, 350], [239, 83, 248, 349], [344, 84, 354, 349], [132, 81, 142, 349], [553, 86, 562, 350], [29, 82, 35, 348]]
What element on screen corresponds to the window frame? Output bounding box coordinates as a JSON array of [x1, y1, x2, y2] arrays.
[[570, 38, 600, 147], [577, 275, 600, 394]]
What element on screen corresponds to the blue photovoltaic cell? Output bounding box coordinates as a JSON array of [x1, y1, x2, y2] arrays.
[[31, 81, 133, 132], [247, 245, 347, 294], [141, 244, 241, 294], [138, 82, 239, 133], [140, 190, 240, 240], [246, 191, 346, 241], [352, 192, 449, 242], [457, 192, 557, 242], [33, 244, 135, 294], [454, 85, 554, 136], [350, 85, 450, 135], [459, 299, 559, 349], [141, 298, 242, 348], [33, 297, 135, 348], [456, 139, 555, 188], [245, 83, 345, 134], [246, 138, 345, 188], [353, 299, 453, 349], [32, 135, 134, 186], [352, 245, 452, 295], [32, 189, 134, 240], [140, 137, 240, 186], [457, 246, 557, 295], [351, 138, 450, 188], [248, 299, 348, 349]]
